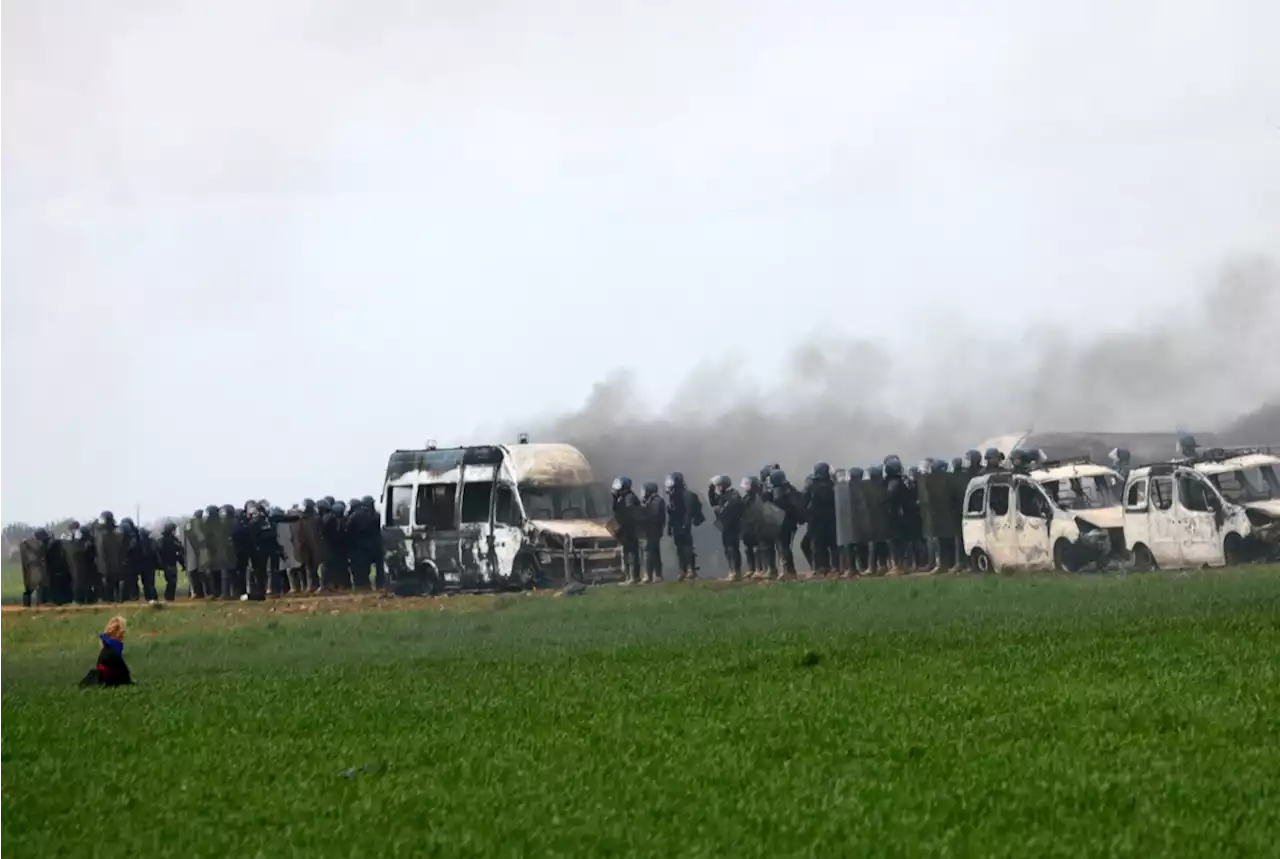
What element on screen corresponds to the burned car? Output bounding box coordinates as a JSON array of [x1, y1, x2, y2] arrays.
[[961, 462, 1123, 573], [1121, 458, 1280, 571], [381, 440, 622, 594]]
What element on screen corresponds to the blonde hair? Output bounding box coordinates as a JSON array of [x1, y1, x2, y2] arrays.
[[104, 616, 127, 640]]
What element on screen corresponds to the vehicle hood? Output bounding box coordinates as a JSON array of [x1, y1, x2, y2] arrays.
[[528, 519, 614, 540], [1243, 499, 1280, 518], [1073, 506, 1124, 530]]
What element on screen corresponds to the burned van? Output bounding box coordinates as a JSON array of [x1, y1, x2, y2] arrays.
[[961, 466, 1119, 573], [381, 441, 621, 593], [1121, 461, 1280, 570]]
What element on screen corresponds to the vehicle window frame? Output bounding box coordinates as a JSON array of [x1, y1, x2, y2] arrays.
[[414, 482, 459, 530], [1016, 479, 1050, 519], [988, 484, 1011, 517], [1149, 476, 1174, 512], [965, 486, 986, 517], [385, 485, 413, 528], [1124, 478, 1148, 511], [460, 480, 495, 525]]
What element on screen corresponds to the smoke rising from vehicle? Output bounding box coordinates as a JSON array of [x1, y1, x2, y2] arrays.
[[529, 255, 1280, 486]]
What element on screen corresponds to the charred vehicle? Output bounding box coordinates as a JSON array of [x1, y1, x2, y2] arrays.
[[977, 430, 1220, 467], [1121, 457, 1280, 571], [1193, 451, 1280, 538], [381, 440, 621, 593], [961, 461, 1124, 572]]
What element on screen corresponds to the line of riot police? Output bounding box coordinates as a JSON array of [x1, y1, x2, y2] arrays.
[[603, 447, 1015, 583], [19, 495, 386, 606]]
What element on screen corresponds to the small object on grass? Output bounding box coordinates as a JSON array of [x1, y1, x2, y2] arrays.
[[340, 763, 386, 779], [148, 600, 164, 610], [240, 594, 249, 602], [557, 582, 587, 598], [797, 650, 823, 668]]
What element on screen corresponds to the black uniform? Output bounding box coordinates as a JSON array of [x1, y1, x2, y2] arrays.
[[122, 524, 158, 602], [769, 471, 805, 578], [156, 527, 185, 602], [665, 473, 703, 580], [346, 502, 382, 590], [319, 504, 347, 590], [710, 481, 745, 579], [247, 511, 280, 599], [804, 467, 838, 575], [230, 511, 252, 598], [612, 481, 643, 583], [640, 485, 667, 582]]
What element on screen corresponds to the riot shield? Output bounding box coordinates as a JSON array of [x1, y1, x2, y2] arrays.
[[835, 478, 856, 546], [862, 480, 889, 543], [19, 539, 45, 594], [949, 472, 974, 534], [920, 472, 957, 538], [754, 499, 786, 541]]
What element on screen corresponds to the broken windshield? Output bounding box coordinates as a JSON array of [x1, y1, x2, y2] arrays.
[[1209, 467, 1277, 503], [1038, 475, 1118, 510], [519, 483, 611, 520]]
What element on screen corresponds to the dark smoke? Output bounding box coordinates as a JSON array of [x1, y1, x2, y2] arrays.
[[527, 255, 1280, 488]]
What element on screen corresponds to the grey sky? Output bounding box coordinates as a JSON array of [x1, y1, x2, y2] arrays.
[[3, 0, 1278, 523]]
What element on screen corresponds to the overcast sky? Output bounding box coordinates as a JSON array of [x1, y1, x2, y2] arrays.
[[3, 0, 1278, 523]]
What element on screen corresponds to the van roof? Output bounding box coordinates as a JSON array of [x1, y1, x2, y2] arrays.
[[1030, 463, 1118, 482], [384, 442, 595, 486], [1194, 453, 1280, 475]]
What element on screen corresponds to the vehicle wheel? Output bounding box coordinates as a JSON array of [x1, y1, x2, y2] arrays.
[[514, 557, 538, 590], [970, 549, 993, 573], [1053, 539, 1079, 573], [1223, 534, 1248, 567], [1131, 544, 1157, 572]]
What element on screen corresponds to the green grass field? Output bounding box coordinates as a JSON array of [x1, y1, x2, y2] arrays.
[[4, 570, 1280, 857]]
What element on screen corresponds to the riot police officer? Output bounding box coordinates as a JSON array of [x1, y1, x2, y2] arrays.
[[640, 481, 666, 583], [156, 522, 186, 601], [611, 476, 643, 584], [709, 475, 745, 581], [804, 463, 838, 576], [738, 475, 770, 578], [769, 469, 805, 579], [665, 472, 704, 581]]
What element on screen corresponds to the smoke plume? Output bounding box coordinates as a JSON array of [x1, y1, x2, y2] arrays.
[[527, 255, 1280, 486]]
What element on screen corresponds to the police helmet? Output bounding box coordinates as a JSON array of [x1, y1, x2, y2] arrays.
[[120, 517, 136, 531], [715, 474, 733, 490], [813, 462, 831, 479], [867, 464, 884, 480], [847, 466, 865, 480], [1109, 447, 1131, 465], [769, 469, 787, 487], [964, 449, 981, 467], [884, 459, 903, 477], [984, 447, 1002, 461], [669, 471, 686, 488], [612, 476, 632, 493], [162, 521, 177, 534], [362, 495, 375, 508], [334, 501, 347, 514], [932, 458, 949, 473], [642, 480, 659, 495], [739, 475, 760, 494], [34, 528, 51, 542], [68, 520, 81, 532], [323, 495, 336, 505], [951, 456, 964, 471], [101, 510, 116, 524]]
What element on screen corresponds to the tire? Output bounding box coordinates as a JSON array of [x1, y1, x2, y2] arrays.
[[971, 549, 993, 573], [1053, 539, 1079, 573], [1223, 534, 1248, 567], [514, 557, 538, 590], [1131, 544, 1157, 572]]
